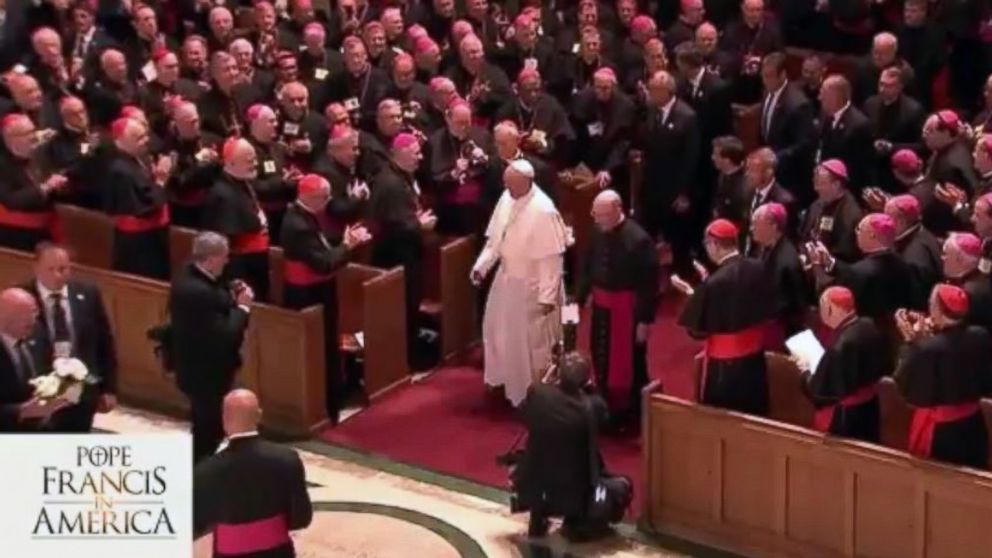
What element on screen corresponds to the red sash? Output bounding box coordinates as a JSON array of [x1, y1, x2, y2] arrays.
[[592, 288, 636, 410], [700, 324, 767, 398], [908, 402, 981, 458], [812, 382, 878, 433], [214, 514, 290, 555], [231, 230, 270, 254], [171, 189, 208, 206], [284, 260, 332, 286], [0, 203, 55, 229], [114, 205, 170, 233]]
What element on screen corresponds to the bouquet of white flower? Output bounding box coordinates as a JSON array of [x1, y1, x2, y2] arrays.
[[28, 358, 90, 405]]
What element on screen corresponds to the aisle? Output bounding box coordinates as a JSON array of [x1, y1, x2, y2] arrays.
[[319, 296, 699, 518]]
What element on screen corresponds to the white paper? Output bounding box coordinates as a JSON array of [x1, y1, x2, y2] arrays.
[[561, 303, 580, 325], [786, 330, 825, 372], [354, 331, 365, 349]]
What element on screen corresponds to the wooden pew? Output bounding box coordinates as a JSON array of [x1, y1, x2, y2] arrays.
[[644, 394, 992, 558], [336, 263, 408, 398], [0, 247, 327, 437], [169, 226, 197, 276], [767, 352, 814, 428], [878, 376, 912, 452], [983, 399, 992, 470], [421, 234, 478, 360], [56, 203, 114, 269]]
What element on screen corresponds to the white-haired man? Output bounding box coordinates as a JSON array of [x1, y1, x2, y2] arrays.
[[471, 159, 569, 406]]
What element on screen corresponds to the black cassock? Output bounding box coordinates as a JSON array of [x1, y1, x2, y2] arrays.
[[830, 250, 914, 321], [757, 236, 811, 345], [280, 202, 350, 419], [426, 126, 494, 237], [202, 173, 272, 302], [800, 191, 864, 263], [312, 155, 368, 237], [896, 225, 942, 311], [163, 134, 222, 229], [370, 163, 425, 368], [895, 324, 992, 469], [103, 151, 170, 280], [194, 435, 313, 558], [951, 271, 992, 333], [805, 316, 891, 442], [248, 139, 297, 246], [679, 254, 776, 416], [576, 219, 659, 421], [0, 151, 57, 252], [493, 92, 576, 162]]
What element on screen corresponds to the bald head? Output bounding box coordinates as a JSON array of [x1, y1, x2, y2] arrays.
[[222, 389, 261, 436], [592, 189, 624, 230], [224, 138, 257, 179], [9, 73, 42, 111], [819, 74, 851, 114], [0, 288, 39, 339]]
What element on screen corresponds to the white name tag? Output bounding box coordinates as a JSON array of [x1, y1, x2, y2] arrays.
[[263, 160, 276, 174], [141, 61, 157, 82], [819, 216, 834, 232], [258, 209, 268, 228], [344, 97, 360, 111], [981, 258, 992, 274], [571, 43, 579, 54], [283, 122, 300, 135], [80, 142, 90, 155], [315, 68, 328, 80], [587, 122, 604, 137]]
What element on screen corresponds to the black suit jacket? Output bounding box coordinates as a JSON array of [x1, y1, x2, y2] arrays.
[[760, 84, 817, 199], [637, 98, 701, 208], [24, 280, 117, 394], [818, 105, 873, 193], [0, 331, 45, 432], [863, 94, 926, 190], [168, 263, 250, 397], [194, 435, 312, 554]]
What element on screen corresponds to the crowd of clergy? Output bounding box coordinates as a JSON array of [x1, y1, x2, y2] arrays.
[[3, 0, 992, 471]]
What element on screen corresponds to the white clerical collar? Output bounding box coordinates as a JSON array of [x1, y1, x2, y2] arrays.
[[36, 282, 68, 302], [717, 251, 739, 265], [832, 102, 850, 123], [228, 431, 259, 441], [194, 263, 216, 281]]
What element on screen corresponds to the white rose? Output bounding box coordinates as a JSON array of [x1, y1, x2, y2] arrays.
[[30, 375, 62, 399], [54, 358, 88, 382]]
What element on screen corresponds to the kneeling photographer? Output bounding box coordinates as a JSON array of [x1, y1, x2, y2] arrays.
[[512, 352, 631, 540]]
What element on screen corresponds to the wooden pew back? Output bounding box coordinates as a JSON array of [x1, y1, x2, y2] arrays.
[[878, 376, 912, 451], [168, 226, 197, 277], [268, 247, 285, 306], [336, 263, 409, 398], [644, 394, 992, 558], [767, 352, 814, 428], [0, 248, 327, 436], [57, 203, 114, 269]]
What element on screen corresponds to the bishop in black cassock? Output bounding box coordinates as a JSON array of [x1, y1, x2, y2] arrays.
[[575, 191, 658, 426]]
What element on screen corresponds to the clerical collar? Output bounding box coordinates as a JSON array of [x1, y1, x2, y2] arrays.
[[194, 263, 216, 281], [227, 431, 259, 441], [716, 251, 739, 265], [296, 199, 319, 215], [836, 313, 858, 331]]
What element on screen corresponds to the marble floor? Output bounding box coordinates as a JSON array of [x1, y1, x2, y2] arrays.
[[96, 408, 715, 558]]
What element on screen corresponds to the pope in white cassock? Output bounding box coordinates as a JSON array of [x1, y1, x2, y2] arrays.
[[470, 159, 569, 406]]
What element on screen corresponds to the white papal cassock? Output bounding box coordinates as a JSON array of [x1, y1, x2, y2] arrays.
[[472, 183, 568, 406]]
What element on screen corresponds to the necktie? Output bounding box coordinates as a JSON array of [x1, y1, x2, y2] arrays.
[[15, 340, 36, 381], [50, 293, 71, 344], [762, 93, 774, 137]]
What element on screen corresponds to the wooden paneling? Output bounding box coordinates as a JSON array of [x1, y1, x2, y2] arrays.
[[0, 248, 326, 437], [57, 204, 113, 269], [437, 236, 477, 359], [644, 395, 992, 558], [768, 352, 815, 428]]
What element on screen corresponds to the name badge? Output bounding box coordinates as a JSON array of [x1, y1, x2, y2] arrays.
[[263, 160, 276, 174], [344, 97, 360, 111], [283, 122, 300, 135], [141, 61, 157, 82], [315, 68, 328, 80], [571, 43, 580, 54], [981, 258, 992, 274], [258, 209, 268, 228], [80, 142, 90, 155], [587, 122, 604, 137], [524, 57, 538, 71], [819, 216, 834, 232]]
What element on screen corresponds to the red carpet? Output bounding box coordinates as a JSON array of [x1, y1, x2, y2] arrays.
[[319, 296, 699, 517]]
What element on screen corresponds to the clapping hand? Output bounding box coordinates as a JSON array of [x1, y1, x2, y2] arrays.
[[862, 187, 889, 211], [672, 195, 690, 213], [935, 182, 968, 208], [152, 155, 174, 185], [418, 209, 437, 230], [595, 171, 611, 189], [807, 241, 833, 269], [670, 274, 694, 296], [41, 174, 68, 194], [343, 224, 371, 249]]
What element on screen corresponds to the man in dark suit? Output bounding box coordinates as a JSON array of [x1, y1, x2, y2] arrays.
[[25, 243, 116, 432], [817, 74, 873, 197], [741, 148, 798, 252], [635, 69, 700, 275], [758, 52, 817, 204], [0, 287, 68, 432], [515, 352, 609, 540], [850, 32, 916, 106], [169, 231, 254, 462], [195, 389, 312, 557], [710, 135, 747, 224], [863, 66, 926, 192]]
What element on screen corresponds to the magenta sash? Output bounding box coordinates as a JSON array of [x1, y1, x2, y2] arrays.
[[214, 514, 290, 555], [592, 287, 637, 409]]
